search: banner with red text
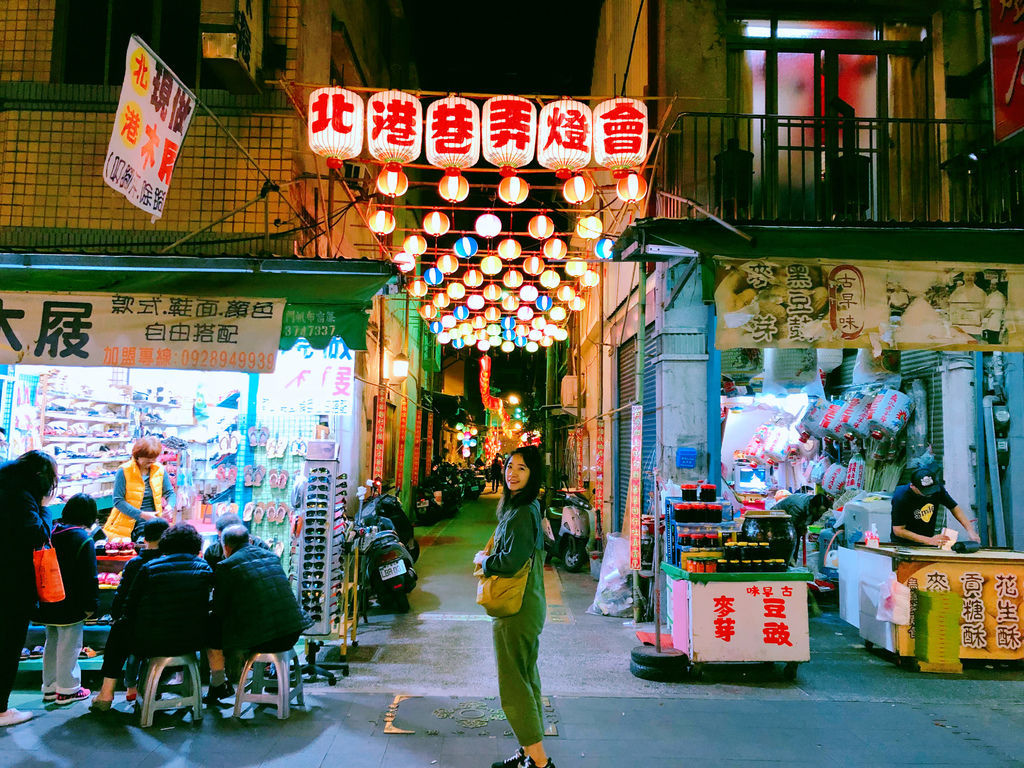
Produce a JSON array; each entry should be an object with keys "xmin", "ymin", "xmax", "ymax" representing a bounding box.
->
[
  {"xmin": 991, "ymin": 0, "xmax": 1024, "ymax": 143},
  {"xmin": 372, "ymin": 386, "xmax": 387, "ymax": 480},
  {"xmin": 411, "ymin": 409, "xmax": 422, "ymax": 489},
  {"xmin": 395, "ymin": 396, "xmax": 408, "ymax": 491},
  {"xmin": 627, "ymin": 404, "xmax": 643, "ymax": 570}
]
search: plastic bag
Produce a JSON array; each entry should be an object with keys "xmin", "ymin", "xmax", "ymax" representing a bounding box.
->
[
  {"xmin": 587, "ymin": 532, "xmax": 634, "ymax": 617},
  {"xmin": 876, "ymin": 575, "xmax": 911, "ymax": 625}
]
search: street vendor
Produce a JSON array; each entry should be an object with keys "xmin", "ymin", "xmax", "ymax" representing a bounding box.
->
[
  {"xmin": 890, "ymin": 462, "xmax": 980, "ymax": 547},
  {"xmin": 771, "ymin": 491, "xmax": 830, "ymax": 563}
]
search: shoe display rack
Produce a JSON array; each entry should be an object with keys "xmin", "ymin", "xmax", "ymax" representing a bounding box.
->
[{"xmin": 38, "ymin": 378, "xmax": 133, "ymax": 506}]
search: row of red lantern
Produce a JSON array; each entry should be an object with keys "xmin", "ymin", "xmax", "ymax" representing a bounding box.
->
[
  {"xmin": 308, "ymin": 89, "xmax": 648, "ymax": 177},
  {"xmin": 368, "ymin": 207, "xmax": 604, "ymax": 242}
]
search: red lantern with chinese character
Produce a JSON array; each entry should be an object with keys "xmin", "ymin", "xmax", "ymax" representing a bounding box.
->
[
  {"xmin": 308, "ymin": 87, "xmax": 364, "ymax": 169},
  {"xmin": 482, "ymin": 96, "xmax": 537, "ymax": 175},
  {"xmin": 426, "ymin": 96, "xmax": 480, "ymax": 169},
  {"xmin": 367, "ymin": 90, "xmax": 423, "ymax": 165},
  {"xmin": 593, "ymin": 98, "xmax": 649, "ymax": 170},
  {"xmin": 537, "ymin": 98, "xmax": 592, "ymax": 179}
]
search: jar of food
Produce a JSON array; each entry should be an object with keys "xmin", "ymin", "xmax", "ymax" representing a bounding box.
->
[
  {"xmin": 699, "ymin": 483, "xmax": 718, "ymax": 502},
  {"xmin": 705, "ymin": 558, "xmax": 717, "ymax": 573},
  {"xmin": 717, "ymin": 559, "xmax": 729, "ymax": 573},
  {"xmin": 682, "ymin": 484, "xmax": 698, "ymax": 502}
]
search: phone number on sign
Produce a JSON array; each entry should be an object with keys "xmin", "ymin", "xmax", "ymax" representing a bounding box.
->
[{"xmin": 180, "ymin": 349, "xmax": 276, "ymax": 372}]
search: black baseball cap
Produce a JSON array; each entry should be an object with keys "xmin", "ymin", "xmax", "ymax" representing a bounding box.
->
[{"xmin": 910, "ymin": 464, "xmax": 942, "ymax": 497}]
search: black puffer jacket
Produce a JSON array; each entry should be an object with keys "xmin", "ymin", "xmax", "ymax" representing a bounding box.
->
[
  {"xmin": 0, "ymin": 486, "xmax": 51, "ymax": 615},
  {"xmin": 33, "ymin": 524, "xmax": 98, "ymax": 625},
  {"xmin": 203, "ymin": 533, "xmax": 271, "ymax": 570},
  {"xmin": 123, "ymin": 553, "xmax": 213, "ymax": 657},
  {"xmin": 213, "ymin": 545, "xmax": 311, "ymax": 650},
  {"xmin": 110, "ymin": 548, "xmax": 162, "ymax": 620}
]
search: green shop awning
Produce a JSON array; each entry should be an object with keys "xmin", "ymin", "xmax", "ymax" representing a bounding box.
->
[
  {"xmin": 0, "ymin": 253, "xmax": 395, "ymax": 351},
  {"xmin": 614, "ymin": 219, "xmax": 1024, "ymax": 263}
]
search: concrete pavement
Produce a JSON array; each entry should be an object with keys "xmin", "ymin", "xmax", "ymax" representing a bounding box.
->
[{"xmin": 2, "ymin": 491, "xmax": 1023, "ymax": 767}]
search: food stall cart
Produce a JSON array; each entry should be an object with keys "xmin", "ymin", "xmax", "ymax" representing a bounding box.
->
[
  {"xmin": 663, "ymin": 562, "xmax": 812, "ymax": 679},
  {"xmin": 845, "ymin": 543, "xmax": 1024, "ymax": 672}
]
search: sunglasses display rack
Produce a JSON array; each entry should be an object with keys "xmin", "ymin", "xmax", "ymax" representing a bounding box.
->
[{"xmin": 298, "ymin": 457, "xmax": 358, "ymax": 645}]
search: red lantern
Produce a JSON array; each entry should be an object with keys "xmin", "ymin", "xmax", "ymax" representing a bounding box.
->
[
  {"xmin": 438, "ymin": 171, "xmax": 469, "ymax": 203},
  {"xmin": 528, "ymin": 213, "xmax": 555, "ymax": 240},
  {"xmin": 308, "ymin": 88, "xmax": 364, "ymax": 169},
  {"xmin": 482, "ymin": 96, "xmax": 537, "ymax": 174},
  {"xmin": 537, "ymin": 98, "xmax": 592, "ymax": 179},
  {"xmin": 367, "ymin": 90, "xmax": 422, "ymax": 165},
  {"xmin": 594, "ymin": 98, "xmax": 648, "ymax": 170},
  {"xmin": 562, "ymin": 173, "xmax": 595, "ymax": 204},
  {"xmin": 497, "ymin": 175, "xmax": 529, "ymax": 205}
]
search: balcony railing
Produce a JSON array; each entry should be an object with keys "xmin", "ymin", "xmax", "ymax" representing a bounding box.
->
[{"xmin": 654, "ymin": 112, "xmax": 1024, "ymax": 226}]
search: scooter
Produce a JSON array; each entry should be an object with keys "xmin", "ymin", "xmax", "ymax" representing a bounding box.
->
[
  {"xmin": 460, "ymin": 467, "xmax": 485, "ymax": 501},
  {"xmin": 542, "ymin": 488, "xmax": 593, "ymax": 573},
  {"xmin": 357, "ymin": 479, "xmax": 419, "ymax": 563},
  {"xmin": 356, "ymin": 483, "xmax": 418, "ymax": 613}
]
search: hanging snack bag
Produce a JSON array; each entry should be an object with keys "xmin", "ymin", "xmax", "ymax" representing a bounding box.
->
[
  {"xmin": 798, "ymin": 397, "xmax": 830, "ymax": 442},
  {"xmin": 845, "ymin": 451, "xmax": 866, "ymax": 490},
  {"xmin": 867, "ymin": 388, "xmax": 914, "ymax": 440},
  {"xmin": 821, "ymin": 463, "xmax": 848, "ymax": 496}
]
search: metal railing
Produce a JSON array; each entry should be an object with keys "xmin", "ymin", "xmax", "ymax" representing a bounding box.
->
[{"xmin": 654, "ymin": 112, "xmax": 1024, "ymax": 226}]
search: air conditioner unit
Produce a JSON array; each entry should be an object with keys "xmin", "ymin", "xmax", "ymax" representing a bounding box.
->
[{"xmin": 560, "ymin": 375, "xmax": 579, "ymax": 413}]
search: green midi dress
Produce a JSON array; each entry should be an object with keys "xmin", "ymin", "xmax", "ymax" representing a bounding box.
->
[{"xmin": 484, "ymin": 498, "xmax": 547, "ymax": 746}]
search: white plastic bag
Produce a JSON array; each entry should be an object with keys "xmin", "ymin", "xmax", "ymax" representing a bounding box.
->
[
  {"xmin": 876, "ymin": 575, "xmax": 911, "ymax": 625},
  {"xmin": 587, "ymin": 532, "xmax": 634, "ymax": 617}
]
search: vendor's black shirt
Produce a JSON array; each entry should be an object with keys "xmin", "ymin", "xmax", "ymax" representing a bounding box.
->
[{"xmin": 890, "ymin": 483, "xmax": 957, "ymax": 544}]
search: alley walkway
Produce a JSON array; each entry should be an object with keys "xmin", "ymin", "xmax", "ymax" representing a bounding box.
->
[{"xmin": 2, "ymin": 492, "xmax": 1023, "ymax": 767}]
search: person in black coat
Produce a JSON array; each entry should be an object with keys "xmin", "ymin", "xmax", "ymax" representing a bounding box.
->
[
  {"xmin": 204, "ymin": 525, "xmax": 312, "ymax": 703},
  {"xmin": 110, "ymin": 516, "xmax": 168, "ymax": 703},
  {"xmin": 202, "ymin": 512, "xmax": 272, "ymax": 570},
  {"xmin": 90, "ymin": 523, "xmax": 213, "ymax": 712},
  {"xmin": 36, "ymin": 494, "xmax": 99, "ymax": 706},
  {"xmin": 0, "ymin": 450, "xmax": 57, "ymax": 727}
]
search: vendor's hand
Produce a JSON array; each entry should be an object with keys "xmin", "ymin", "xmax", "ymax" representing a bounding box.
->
[
  {"xmin": 473, "ymin": 551, "xmax": 487, "ymax": 567},
  {"xmin": 968, "ymin": 529, "xmax": 981, "ymax": 544},
  {"xmin": 141, "ymin": 512, "xmax": 156, "ymax": 521},
  {"xmin": 927, "ymin": 534, "xmax": 951, "ymax": 547}
]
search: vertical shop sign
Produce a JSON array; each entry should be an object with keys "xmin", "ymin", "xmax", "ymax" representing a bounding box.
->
[
  {"xmin": 576, "ymin": 426, "xmax": 585, "ymax": 488},
  {"xmin": 991, "ymin": 0, "xmax": 1024, "ymax": 143},
  {"xmin": 394, "ymin": 396, "xmax": 408, "ymax": 491},
  {"xmin": 594, "ymin": 419, "xmax": 605, "ymax": 518},
  {"xmin": 425, "ymin": 411, "xmax": 435, "ymax": 471},
  {"xmin": 104, "ymin": 35, "xmax": 196, "ymax": 220},
  {"xmin": 627, "ymin": 404, "xmax": 643, "ymax": 570},
  {"xmin": 371, "ymin": 385, "xmax": 387, "ymax": 480},
  {"xmin": 410, "ymin": 409, "xmax": 423, "ymax": 489}
]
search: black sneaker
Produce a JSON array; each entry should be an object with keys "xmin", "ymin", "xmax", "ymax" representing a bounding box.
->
[
  {"xmin": 203, "ymin": 682, "xmax": 233, "ymax": 706},
  {"xmin": 491, "ymin": 748, "xmax": 525, "ymax": 768},
  {"xmin": 524, "ymin": 759, "xmax": 555, "ymax": 768}
]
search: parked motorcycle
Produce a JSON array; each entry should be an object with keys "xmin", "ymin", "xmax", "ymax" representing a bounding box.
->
[
  {"xmin": 356, "ymin": 483, "xmax": 418, "ymax": 613},
  {"xmin": 460, "ymin": 467, "xmax": 485, "ymax": 501},
  {"xmin": 357, "ymin": 479, "xmax": 419, "ymax": 563},
  {"xmin": 542, "ymin": 488, "xmax": 593, "ymax": 573},
  {"xmin": 414, "ymin": 465, "xmax": 463, "ymax": 524}
]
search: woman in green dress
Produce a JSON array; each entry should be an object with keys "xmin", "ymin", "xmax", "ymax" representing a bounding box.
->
[{"xmin": 475, "ymin": 446, "xmax": 555, "ymax": 768}]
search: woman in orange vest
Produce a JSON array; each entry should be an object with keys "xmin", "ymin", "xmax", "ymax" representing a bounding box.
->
[{"xmin": 104, "ymin": 437, "xmax": 173, "ymax": 540}]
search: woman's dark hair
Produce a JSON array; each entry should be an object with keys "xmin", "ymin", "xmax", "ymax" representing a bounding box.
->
[
  {"xmin": 0, "ymin": 449, "xmax": 58, "ymax": 502},
  {"xmin": 500, "ymin": 445, "xmax": 543, "ymax": 511},
  {"xmin": 61, "ymin": 493, "xmax": 97, "ymax": 527},
  {"xmin": 158, "ymin": 523, "xmax": 203, "ymax": 556}
]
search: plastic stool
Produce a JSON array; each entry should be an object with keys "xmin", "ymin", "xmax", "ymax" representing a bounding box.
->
[
  {"xmin": 233, "ymin": 650, "xmax": 304, "ymax": 720},
  {"xmin": 138, "ymin": 654, "xmax": 203, "ymax": 728}
]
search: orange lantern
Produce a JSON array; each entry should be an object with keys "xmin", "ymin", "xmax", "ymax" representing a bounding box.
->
[
  {"xmin": 497, "ymin": 238, "xmax": 522, "ymax": 261},
  {"xmin": 484, "ymin": 306, "xmax": 501, "ymax": 323},
  {"xmin": 580, "ymin": 269, "xmax": 601, "ymax": 288},
  {"xmin": 502, "ymin": 295, "xmax": 521, "ymax": 312},
  {"xmin": 404, "ymin": 234, "xmax": 428, "ymax": 255},
  {"xmin": 503, "ymin": 270, "xmax": 524, "ymax": 289},
  {"xmin": 436, "ymin": 253, "xmax": 459, "ymax": 274},
  {"xmin": 528, "ymin": 213, "xmax": 555, "ymax": 240},
  {"xmin": 480, "ymin": 255, "xmax": 502, "ymax": 276},
  {"xmin": 549, "ymin": 305, "xmax": 567, "ymax": 322},
  {"xmin": 497, "ymin": 175, "xmax": 529, "ymax": 205},
  {"xmin": 569, "ymin": 295, "xmax": 587, "ymax": 311},
  {"xmin": 376, "ymin": 166, "xmax": 409, "ymax": 197},
  {"xmin": 473, "ymin": 316, "xmax": 487, "ymax": 330},
  {"xmin": 438, "ymin": 172, "xmax": 469, "ymax": 203},
  {"xmin": 308, "ymin": 87, "xmax": 364, "ymax": 169},
  {"xmin": 539, "ymin": 269, "xmax": 561, "ymax": 289},
  {"xmin": 483, "ymin": 283, "xmax": 503, "ymax": 301},
  {"xmin": 576, "ymin": 215, "xmax": 603, "ymax": 240},
  {"xmin": 543, "ymin": 237, "xmax": 567, "ymax": 260},
  {"xmin": 433, "ymin": 293, "xmax": 451, "ymax": 309},
  {"xmin": 562, "ymin": 174, "xmax": 595, "ymax": 204},
  {"xmin": 408, "ymin": 279, "xmax": 428, "ymax": 298},
  {"xmin": 564, "ymin": 259, "xmax": 587, "ymax": 277},
  {"xmin": 615, "ymin": 172, "xmax": 648, "ymax": 203},
  {"xmin": 368, "ymin": 208, "xmax": 396, "ymax": 235},
  {"xmin": 531, "ymin": 316, "xmax": 547, "ymax": 331},
  {"xmin": 419, "ymin": 304, "xmax": 437, "ymax": 320},
  {"xmin": 463, "ymin": 268, "xmax": 484, "ymax": 288},
  {"xmin": 447, "ymin": 282, "xmax": 466, "ymax": 300},
  {"xmin": 522, "ymin": 256, "xmax": 544, "ymax": 276},
  {"xmin": 423, "ymin": 210, "xmax": 451, "ymax": 237},
  {"xmin": 557, "ymin": 284, "xmax": 577, "ymax": 302}
]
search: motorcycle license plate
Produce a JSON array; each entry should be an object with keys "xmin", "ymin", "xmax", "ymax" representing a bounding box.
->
[
  {"xmin": 379, "ymin": 560, "xmax": 407, "ymax": 580},
  {"xmin": 417, "ymin": 500, "xmax": 429, "ymax": 508}
]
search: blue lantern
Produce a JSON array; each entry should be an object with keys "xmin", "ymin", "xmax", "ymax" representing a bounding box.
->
[
  {"xmin": 470, "ymin": 439, "xmax": 478, "ymax": 447},
  {"xmin": 424, "ymin": 267, "xmax": 444, "ymax": 286},
  {"xmin": 453, "ymin": 236, "xmax": 479, "ymax": 259},
  {"xmin": 429, "ymin": 320, "xmax": 443, "ymax": 334},
  {"xmin": 500, "ymin": 316, "xmax": 516, "ymax": 331},
  {"xmin": 502, "ymin": 329, "xmax": 515, "ymax": 341},
  {"xmin": 452, "ymin": 338, "xmax": 466, "ymax": 349},
  {"xmin": 594, "ymin": 237, "xmax": 614, "ymax": 260},
  {"xmin": 514, "ymin": 336, "xmax": 528, "ymax": 348},
  {"xmin": 453, "ymin": 305, "xmax": 470, "ymax": 321},
  {"xmin": 535, "ymin": 295, "xmax": 553, "ymax": 312}
]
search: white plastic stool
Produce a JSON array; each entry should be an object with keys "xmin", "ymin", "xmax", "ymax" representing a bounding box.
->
[
  {"xmin": 233, "ymin": 649, "xmax": 304, "ymax": 720},
  {"xmin": 138, "ymin": 654, "xmax": 203, "ymax": 728}
]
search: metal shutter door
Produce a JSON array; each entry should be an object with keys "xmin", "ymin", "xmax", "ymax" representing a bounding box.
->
[{"xmin": 616, "ymin": 337, "xmax": 637, "ymax": 532}]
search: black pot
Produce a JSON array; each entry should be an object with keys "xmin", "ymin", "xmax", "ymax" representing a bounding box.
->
[{"xmin": 740, "ymin": 513, "xmax": 797, "ymax": 563}]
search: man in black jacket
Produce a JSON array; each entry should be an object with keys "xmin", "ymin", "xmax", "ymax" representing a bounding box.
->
[
  {"xmin": 90, "ymin": 523, "xmax": 213, "ymax": 712},
  {"xmin": 203, "ymin": 513, "xmax": 272, "ymax": 570},
  {"xmin": 205, "ymin": 525, "xmax": 312, "ymax": 704}
]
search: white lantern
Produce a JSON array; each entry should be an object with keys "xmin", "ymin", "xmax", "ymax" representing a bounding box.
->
[
  {"xmin": 539, "ymin": 269, "xmax": 560, "ymax": 289},
  {"xmin": 519, "ymin": 284, "xmax": 539, "ymax": 303},
  {"xmin": 482, "ymin": 96, "xmax": 537, "ymax": 172},
  {"xmin": 467, "ymin": 294, "xmax": 485, "ymax": 311},
  {"xmin": 425, "ymin": 96, "xmax": 480, "ymax": 170},
  {"xmin": 537, "ymin": 98, "xmax": 592, "ymax": 178},
  {"xmin": 308, "ymin": 87, "xmax": 364, "ymax": 168},
  {"xmin": 475, "ymin": 213, "xmax": 502, "ymax": 239},
  {"xmin": 549, "ymin": 305, "xmax": 567, "ymax": 322},
  {"xmin": 367, "ymin": 90, "xmax": 423, "ymax": 165},
  {"xmin": 593, "ymin": 98, "xmax": 648, "ymax": 170},
  {"xmin": 576, "ymin": 215, "xmax": 603, "ymax": 240}
]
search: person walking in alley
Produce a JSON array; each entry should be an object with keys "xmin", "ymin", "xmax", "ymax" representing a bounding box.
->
[
  {"xmin": 489, "ymin": 454, "xmax": 503, "ymax": 493},
  {"xmin": 0, "ymin": 450, "xmax": 58, "ymax": 727},
  {"xmin": 474, "ymin": 447, "xmax": 555, "ymax": 768}
]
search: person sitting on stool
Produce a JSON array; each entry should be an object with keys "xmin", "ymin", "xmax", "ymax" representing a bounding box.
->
[
  {"xmin": 205, "ymin": 525, "xmax": 312, "ymax": 704},
  {"xmin": 90, "ymin": 524, "xmax": 212, "ymax": 712}
]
